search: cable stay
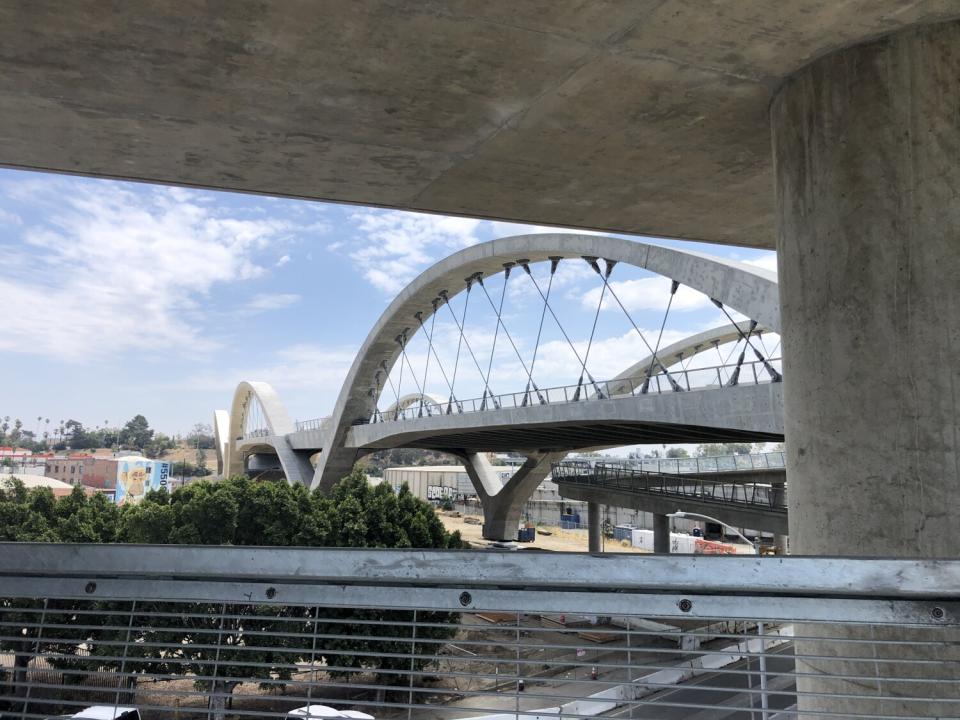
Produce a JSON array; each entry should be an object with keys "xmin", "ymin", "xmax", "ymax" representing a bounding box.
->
[
  {"xmin": 441, "ymin": 274, "xmax": 500, "ymax": 410},
  {"xmin": 394, "ymin": 328, "xmax": 431, "ymax": 416},
  {"xmin": 379, "ymin": 360, "xmax": 401, "ymax": 422},
  {"xmin": 519, "ymin": 257, "xmax": 560, "ymax": 407},
  {"xmin": 575, "ymin": 256, "xmax": 614, "ymax": 401},
  {"xmin": 640, "ymin": 279, "xmax": 684, "ymax": 394},
  {"xmin": 583, "ymin": 257, "xmax": 683, "ymax": 394},
  {"xmin": 412, "ymin": 310, "xmax": 438, "ymax": 417},
  {"xmin": 414, "ymin": 298, "xmax": 458, "ymax": 413},
  {"xmin": 711, "ymin": 299, "xmax": 783, "ymax": 383},
  {"xmin": 521, "ymin": 259, "xmax": 601, "ymax": 400},
  {"xmin": 476, "ymin": 262, "xmax": 543, "ymax": 407}
]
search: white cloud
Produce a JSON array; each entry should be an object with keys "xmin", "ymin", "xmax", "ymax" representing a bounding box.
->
[
  {"xmin": 744, "ymin": 253, "xmax": 778, "ymax": 275},
  {"xmin": 339, "ymin": 209, "xmax": 484, "ymax": 293},
  {"xmin": 0, "ymin": 180, "xmax": 296, "ymax": 361},
  {"xmin": 580, "ymin": 276, "xmax": 713, "ymax": 314},
  {"xmin": 246, "ymin": 293, "xmax": 300, "ymax": 311},
  {"xmin": 275, "ymin": 254, "xmax": 291, "ymax": 267},
  {"xmin": 0, "ymin": 207, "xmax": 21, "ymax": 225},
  {"xmin": 183, "ymin": 343, "xmax": 357, "ymax": 417}
]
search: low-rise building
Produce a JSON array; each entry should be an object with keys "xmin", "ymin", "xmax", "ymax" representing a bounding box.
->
[{"xmin": 0, "ymin": 473, "xmax": 95, "ymax": 497}]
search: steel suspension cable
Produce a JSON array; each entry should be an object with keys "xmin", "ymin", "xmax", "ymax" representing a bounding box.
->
[
  {"xmin": 641, "ymin": 279, "xmax": 680, "ymax": 394},
  {"xmin": 478, "ymin": 266, "xmax": 512, "ymax": 410},
  {"xmin": 521, "ymin": 260, "xmax": 593, "ymax": 384},
  {"xmin": 379, "ymin": 361, "xmax": 402, "ymax": 421},
  {"xmin": 477, "ymin": 264, "xmax": 540, "ymax": 399},
  {"xmin": 584, "ymin": 257, "xmax": 683, "ymax": 392},
  {"xmin": 521, "ymin": 257, "xmax": 560, "ymax": 406},
  {"xmin": 441, "ymin": 284, "xmax": 473, "ymax": 412},
  {"xmin": 442, "ymin": 276, "xmax": 499, "ymax": 407},
  {"xmin": 414, "ymin": 300, "xmax": 457, "ymax": 406},
  {"xmin": 711, "ymin": 300, "xmax": 782, "ymax": 382},
  {"xmin": 414, "ymin": 310, "xmax": 439, "ymax": 417},
  {"xmin": 395, "ymin": 330, "xmax": 429, "ymax": 417},
  {"xmin": 575, "ymin": 258, "xmax": 611, "ymax": 400}
]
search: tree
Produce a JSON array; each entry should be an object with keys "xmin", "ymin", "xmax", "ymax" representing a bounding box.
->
[
  {"xmin": 696, "ymin": 442, "xmax": 756, "ymax": 456},
  {"xmin": 665, "ymin": 447, "xmax": 689, "ymax": 458},
  {"xmin": 143, "ymin": 432, "xmax": 176, "ymax": 458},
  {"xmin": 187, "ymin": 422, "xmax": 215, "ymax": 450},
  {"xmin": 0, "ymin": 472, "xmax": 463, "ymax": 718},
  {"xmin": 119, "ymin": 415, "xmax": 153, "ymax": 450}
]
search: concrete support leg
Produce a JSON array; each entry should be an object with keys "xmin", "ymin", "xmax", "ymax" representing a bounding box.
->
[
  {"xmin": 653, "ymin": 513, "xmax": 670, "ymax": 554},
  {"xmin": 587, "ymin": 502, "xmax": 601, "ymax": 553},
  {"xmin": 459, "ymin": 451, "xmax": 566, "ymax": 541},
  {"xmin": 772, "ymin": 20, "xmax": 960, "ymax": 715}
]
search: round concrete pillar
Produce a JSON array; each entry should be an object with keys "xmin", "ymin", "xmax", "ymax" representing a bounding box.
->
[
  {"xmin": 772, "ymin": 20, "xmax": 960, "ymax": 715},
  {"xmin": 587, "ymin": 502, "xmax": 602, "ymax": 553}
]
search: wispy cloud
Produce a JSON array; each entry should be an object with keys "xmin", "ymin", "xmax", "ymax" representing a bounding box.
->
[
  {"xmin": 0, "ymin": 179, "xmax": 296, "ymax": 361},
  {"xmin": 340, "ymin": 209, "xmax": 483, "ymax": 293},
  {"xmin": 275, "ymin": 254, "xmax": 291, "ymax": 267},
  {"xmin": 246, "ymin": 293, "xmax": 300, "ymax": 311},
  {"xmin": 580, "ymin": 276, "xmax": 713, "ymax": 314}
]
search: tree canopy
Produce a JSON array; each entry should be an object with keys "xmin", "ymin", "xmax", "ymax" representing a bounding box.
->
[{"xmin": 0, "ymin": 470, "xmax": 464, "ymax": 717}]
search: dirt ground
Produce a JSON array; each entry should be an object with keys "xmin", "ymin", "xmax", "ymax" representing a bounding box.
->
[{"xmin": 438, "ymin": 512, "xmax": 650, "ymax": 553}]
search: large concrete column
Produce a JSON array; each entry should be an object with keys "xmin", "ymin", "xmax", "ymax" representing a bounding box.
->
[
  {"xmin": 772, "ymin": 20, "xmax": 960, "ymax": 715},
  {"xmin": 587, "ymin": 502, "xmax": 601, "ymax": 553},
  {"xmin": 652, "ymin": 513, "xmax": 670, "ymax": 554}
]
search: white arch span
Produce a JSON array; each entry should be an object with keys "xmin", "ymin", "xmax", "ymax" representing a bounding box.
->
[{"xmin": 312, "ymin": 233, "xmax": 779, "ymax": 492}]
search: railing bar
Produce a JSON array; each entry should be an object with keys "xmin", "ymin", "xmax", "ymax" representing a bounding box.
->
[
  {"xmin": 3, "ymin": 691, "xmax": 948, "ymax": 720},
  {"xmin": 6, "ymin": 672, "xmax": 954, "ymax": 705},
  {"xmin": 15, "ymin": 657, "xmax": 954, "ymax": 686}
]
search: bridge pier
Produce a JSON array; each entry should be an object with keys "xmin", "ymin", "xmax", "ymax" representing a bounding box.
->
[
  {"xmin": 653, "ymin": 513, "xmax": 670, "ymax": 554},
  {"xmin": 587, "ymin": 502, "xmax": 601, "ymax": 553},
  {"xmin": 458, "ymin": 450, "xmax": 565, "ymax": 542},
  {"xmin": 773, "ymin": 20, "xmax": 960, "ymax": 714}
]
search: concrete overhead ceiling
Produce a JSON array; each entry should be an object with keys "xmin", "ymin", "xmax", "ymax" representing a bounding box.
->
[{"xmin": 1, "ymin": 2, "xmax": 957, "ymax": 248}]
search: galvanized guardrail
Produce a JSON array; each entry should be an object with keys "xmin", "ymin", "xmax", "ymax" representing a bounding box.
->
[{"xmin": 1, "ymin": 545, "xmax": 959, "ymax": 720}]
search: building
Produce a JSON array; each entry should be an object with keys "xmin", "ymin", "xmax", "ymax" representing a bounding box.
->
[
  {"xmin": 382, "ymin": 465, "xmax": 477, "ymax": 502},
  {"xmin": 43, "ymin": 453, "xmax": 171, "ymax": 504},
  {"xmin": 0, "ymin": 473, "xmax": 95, "ymax": 498},
  {"xmin": 0, "ymin": 447, "xmax": 50, "ymax": 476}
]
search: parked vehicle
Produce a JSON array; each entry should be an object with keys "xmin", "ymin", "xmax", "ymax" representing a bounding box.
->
[
  {"xmin": 46, "ymin": 706, "xmax": 141, "ymax": 720},
  {"xmin": 286, "ymin": 704, "xmax": 374, "ymax": 720}
]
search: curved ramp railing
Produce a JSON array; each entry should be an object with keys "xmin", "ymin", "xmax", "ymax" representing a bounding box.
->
[{"xmin": 551, "ymin": 460, "xmax": 787, "ymax": 512}]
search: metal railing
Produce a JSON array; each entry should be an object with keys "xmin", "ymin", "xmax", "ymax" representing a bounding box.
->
[
  {"xmin": 623, "ymin": 451, "xmax": 786, "ymax": 475},
  {"xmin": 368, "ymin": 357, "xmax": 782, "ymax": 424},
  {"xmin": 294, "ymin": 417, "xmax": 329, "ymax": 432},
  {"xmin": 552, "ymin": 461, "xmax": 787, "ymax": 512},
  {"xmin": 1, "ymin": 545, "xmax": 958, "ymax": 720},
  {"xmin": 240, "ymin": 428, "xmax": 271, "ymax": 441}
]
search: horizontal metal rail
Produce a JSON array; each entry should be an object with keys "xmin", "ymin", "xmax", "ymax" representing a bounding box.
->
[
  {"xmin": 294, "ymin": 417, "xmax": 329, "ymax": 432},
  {"xmin": 1, "ymin": 545, "xmax": 958, "ymax": 720},
  {"xmin": 367, "ymin": 357, "xmax": 782, "ymax": 424},
  {"xmin": 552, "ymin": 461, "xmax": 787, "ymax": 512},
  {"xmin": 622, "ymin": 451, "xmax": 786, "ymax": 476}
]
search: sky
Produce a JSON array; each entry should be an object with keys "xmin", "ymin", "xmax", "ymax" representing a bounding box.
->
[{"xmin": 0, "ymin": 168, "xmax": 777, "ymax": 439}]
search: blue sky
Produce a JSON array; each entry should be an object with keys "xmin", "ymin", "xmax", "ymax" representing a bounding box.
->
[{"xmin": 0, "ymin": 168, "xmax": 777, "ymax": 437}]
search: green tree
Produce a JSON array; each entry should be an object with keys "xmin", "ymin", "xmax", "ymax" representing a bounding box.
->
[
  {"xmin": 696, "ymin": 442, "xmax": 756, "ymax": 456},
  {"xmin": 0, "ymin": 471, "xmax": 463, "ymax": 716},
  {"xmin": 665, "ymin": 447, "xmax": 689, "ymax": 458},
  {"xmin": 119, "ymin": 414, "xmax": 153, "ymax": 450}
]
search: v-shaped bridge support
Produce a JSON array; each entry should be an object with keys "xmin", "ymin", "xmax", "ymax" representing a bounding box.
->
[{"xmin": 455, "ymin": 450, "xmax": 566, "ymax": 541}]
